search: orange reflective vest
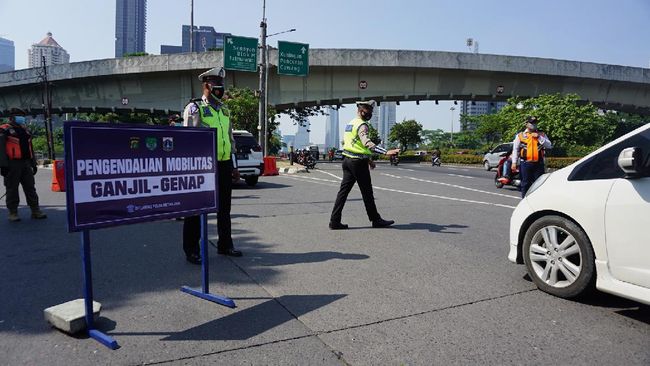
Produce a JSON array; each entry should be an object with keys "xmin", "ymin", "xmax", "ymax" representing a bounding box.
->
[
  {"xmin": 519, "ymin": 132, "xmax": 543, "ymax": 162},
  {"xmin": 1, "ymin": 123, "xmax": 33, "ymax": 160}
]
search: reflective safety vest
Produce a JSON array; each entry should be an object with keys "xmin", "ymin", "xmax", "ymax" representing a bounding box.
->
[
  {"xmin": 198, "ymin": 103, "xmax": 232, "ymax": 161},
  {"xmin": 519, "ymin": 132, "xmax": 544, "ymax": 162},
  {"xmin": 0, "ymin": 123, "xmax": 33, "ymax": 160},
  {"xmin": 342, "ymin": 118, "xmax": 372, "ymax": 159}
]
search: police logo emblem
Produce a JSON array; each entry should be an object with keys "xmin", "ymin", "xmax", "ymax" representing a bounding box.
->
[
  {"xmin": 130, "ymin": 137, "xmax": 140, "ymax": 149},
  {"xmin": 145, "ymin": 137, "xmax": 157, "ymax": 151},
  {"xmin": 162, "ymin": 137, "xmax": 174, "ymax": 152},
  {"xmin": 202, "ymin": 106, "xmax": 213, "ymax": 117},
  {"xmin": 345, "ymin": 124, "xmax": 353, "ymax": 132}
]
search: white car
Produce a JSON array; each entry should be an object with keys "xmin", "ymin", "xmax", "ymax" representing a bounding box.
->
[
  {"xmin": 483, "ymin": 143, "xmax": 513, "ymax": 170},
  {"xmin": 508, "ymin": 124, "xmax": 650, "ymax": 305},
  {"xmin": 233, "ymin": 130, "xmax": 264, "ymax": 186}
]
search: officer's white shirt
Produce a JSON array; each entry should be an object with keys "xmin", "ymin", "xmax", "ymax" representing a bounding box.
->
[{"xmin": 182, "ymin": 95, "xmax": 236, "ymax": 149}]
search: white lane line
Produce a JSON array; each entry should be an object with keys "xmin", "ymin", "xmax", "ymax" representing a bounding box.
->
[
  {"xmin": 406, "ymin": 176, "xmax": 519, "ymax": 199},
  {"xmin": 317, "ymin": 170, "xmax": 343, "ymax": 180},
  {"xmin": 446, "ymin": 167, "xmax": 459, "ymax": 171},
  {"xmin": 396, "ymin": 167, "xmax": 415, "ymax": 172},
  {"xmin": 447, "ymin": 173, "xmax": 474, "ymax": 179},
  {"xmin": 381, "ymin": 173, "xmax": 402, "ymax": 179},
  {"xmin": 286, "ymin": 173, "xmax": 515, "ymax": 209},
  {"xmin": 373, "ymin": 186, "xmax": 516, "ymax": 209}
]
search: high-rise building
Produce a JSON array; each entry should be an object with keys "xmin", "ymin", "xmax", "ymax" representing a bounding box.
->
[
  {"xmin": 324, "ymin": 107, "xmax": 340, "ymax": 149},
  {"xmin": 28, "ymin": 32, "xmax": 70, "ymax": 68},
  {"xmin": 161, "ymin": 25, "xmax": 230, "ymax": 54},
  {"xmin": 378, "ymin": 102, "xmax": 397, "ymax": 145},
  {"xmin": 294, "ymin": 121, "xmax": 311, "ymax": 149},
  {"xmin": 460, "ymin": 101, "xmax": 507, "ymax": 130},
  {"xmin": 0, "ymin": 37, "xmax": 15, "ymax": 72},
  {"xmin": 115, "ymin": 0, "xmax": 147, "ymax": 57}
]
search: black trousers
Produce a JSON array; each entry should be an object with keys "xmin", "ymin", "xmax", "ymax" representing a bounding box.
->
[
  {"xmin": 183, "ymin": 160, "xmax": 233, "ymax": 257},
  {"xmin": 330, "ymin": 157, "xmax": 380, "ymax": 223},
  {"xmin": 3, "ymin": 159, "xmax": 39, "ymax": 212},
  {"xmin": 519, "ymin": 160, "xmax": 545, "ymax": 198}
]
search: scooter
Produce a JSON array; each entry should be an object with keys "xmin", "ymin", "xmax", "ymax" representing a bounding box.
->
[
  {"xmin": 494, "ymin": 154, "xmax": 521, "ymax": 188},
  {"xmin": 431, "ymin": 154, "xmax": 441, "ymax": 167},
  {"xmin": 389, "ymin": 153, "xmax": 399, "ymax": 166}
]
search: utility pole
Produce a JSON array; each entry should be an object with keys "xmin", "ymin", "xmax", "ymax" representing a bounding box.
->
[
  {"xmin": 189, "ymin": 0, "xmax": 194, "ymax": 53},
  {"xmin": 258, "ymin": 0, "xmax": 267, "ymax": 155},
  {"xmin": 41, "ymin": 56, "xmax": 54, "ymax": 160},
  {"xmin": 450, "ymin": 106, "xmax": 456, "ymax": 146}
]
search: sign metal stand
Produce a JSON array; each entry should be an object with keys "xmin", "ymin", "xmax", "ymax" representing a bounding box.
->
[{"xmin": 180, "ymin": 214, "xmax": 236, "ymax": 308}]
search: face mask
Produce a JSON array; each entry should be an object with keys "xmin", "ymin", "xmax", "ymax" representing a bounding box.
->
[
  {"xmin": 360, "ymin": 110, "xmax": 373, "ymax": 121},
  {"xmin": 209, "ymin": 83, "xmax": 225, "ymax": 100},
  {"xmin": 13, "ymin": 116, "xmax": 26, "ymax": 125}
]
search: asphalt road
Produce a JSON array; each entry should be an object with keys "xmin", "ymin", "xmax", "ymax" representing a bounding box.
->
[{"xmin": 0, "ymin": 162, "xmax": 648, "ymax": 365}]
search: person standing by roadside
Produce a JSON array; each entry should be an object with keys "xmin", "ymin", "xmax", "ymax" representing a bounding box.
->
[
  {"xmin": 511, "ymin": 116, "xmax": 552, "ymax": 197},
  {"xmin": 0, "ymin": 108, "xmax": 47, "ymax": 222},
  {"xmin": 181, "ymin": 67, "xmax": 242, "ymax": 264},
  {"xmin": 329, "ymin": 100, "xmax": 395, "ymax": 230}
]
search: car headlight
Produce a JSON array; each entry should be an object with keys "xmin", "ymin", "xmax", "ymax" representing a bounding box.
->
[{"xmin": 525, "ymin": 173, "xmax": 550, "ymax": 197}]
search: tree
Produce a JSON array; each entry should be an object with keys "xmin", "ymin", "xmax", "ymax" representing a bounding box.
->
[
  {"xmin": 471, "ymin": 113, "xmax": 511, "ymax": 148},
  {"xmin": 497, "ymin": 94, "xmax": 611, "ymax": 149},
  {"xmin": 367, "ymin": 124, "xmax": 382, "ymax": 145},
  {"xmin": 389, "ymin": 119, "xmax": 422, "ymax": 150},
  {"xmin": 420, "ymin": 129, "xmax": 447, "ymax": 149}
]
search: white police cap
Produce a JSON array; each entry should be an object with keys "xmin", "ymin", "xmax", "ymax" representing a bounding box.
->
[
  {"xmin": 356, "ymin": 100, "xmax": 376, "ymax": 108},
  {"xmin": 198, "ymin": 67, "xmax": 226, "ymax": 82}
]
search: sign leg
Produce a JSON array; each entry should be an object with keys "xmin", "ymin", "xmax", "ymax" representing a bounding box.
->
[
  {"xmin": 180, "ymin": 214, "xmax": 235, "ymax": 308},
  {"xmin": 81, "ymin": 230, "xmax": 119, "ymax": 350}
]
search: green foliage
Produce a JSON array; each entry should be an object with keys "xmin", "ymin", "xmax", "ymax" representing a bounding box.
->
[
  {"xmin": 123, "ymin": 52, "xmax": 149, "ymax": 57},
  {"xmin": 367, "ymin": 124, "xmax": 382, "ymax": 145},
  {"xmin": 223, "ymin": 87, "xmax": 279, "ymax": 152},
  {"xmin": 603, "ymin": 111, "xmax": 648, "ymax": 140},
  {"xmin": 546, "ymin": 157, "xmax": 581, "ymax": 169},
  {"xmin": 440, "ymin": 154, "xmax": 484, "ymax": 164},
  {"xmin": 420, "ymin": 129, "xmax": 448, "ymax": 149},
  {"xmin": 453, "ymin": 131, "xmax": 481, "ymax": 149},
  {"xmin": 389, "ymin": 119, "xmax": 423, "ymax": 150},
  {"xmin": 470, "ymin": 113, "xmax": 510, "ymax": 148}
]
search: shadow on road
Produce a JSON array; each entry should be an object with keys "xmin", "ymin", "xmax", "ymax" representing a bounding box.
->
[
  {"xmin": 107, "ymin": 294, "xmax": 346, "ymax": 341},
  {"xmin": 241, "ymin": 251, "xmax": 369, "ymax": 267},
  {"xmin": 390, "ymin": 222, "xmax": 469, "ymax": 233}
]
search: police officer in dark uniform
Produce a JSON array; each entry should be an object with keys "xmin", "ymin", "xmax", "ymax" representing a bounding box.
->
[
  {"xmin": 329, "ymin": 100, "xmax": 395, "ymax": 230},
  {"xmin": 0, "ymin": 108, "xmax": 47, "ymax": 222},
  {"xmin": 181, "ymin": 68, "xmax": 242, "ymax": 264}
]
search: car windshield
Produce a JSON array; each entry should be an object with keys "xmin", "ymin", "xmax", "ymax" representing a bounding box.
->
[{"xmin": 234, "ymin": 135, "xmax": 258, "ymax": 153}]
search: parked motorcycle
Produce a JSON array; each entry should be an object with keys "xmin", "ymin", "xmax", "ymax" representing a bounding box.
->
[
  {"xmin": 294, "ymin": 149, "xmax": 316, "ymax": 170},
  {"xmin": 494, "ymin": 153, "xmax": 521, "ymax": 188}
]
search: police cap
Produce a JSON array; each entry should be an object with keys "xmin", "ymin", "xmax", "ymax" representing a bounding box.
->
[
  {"xmin": 356, "ymin": 100, "xmax": 376, "ymax": 109},
  {"xmin": 198, "ymin": 67, "xmax": 226, "ymax": 83}
]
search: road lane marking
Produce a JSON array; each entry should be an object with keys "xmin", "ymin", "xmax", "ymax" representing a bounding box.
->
[
  {"xmin": 318, "ymin": 170, "xmax": 343, "ymax": 180},
  {"xmin": 381, "ymin": 173, "xmax": 402, "ymax": 179},
  {"xmin": 406, "ymin": 176, "xmax": 519, "ymax": 199},
  {"xmin": 447, "ymin": 173, "xmax": 474, "ymax": 179},
  {"xmin": 396, "ymin": 167, "xmax": 415, "ymax": 172},
  {"xmin": 288, "ymin": 172, "xmax": 516, "ymax": 209}
]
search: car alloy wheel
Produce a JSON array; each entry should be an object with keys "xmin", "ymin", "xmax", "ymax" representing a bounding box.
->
[{"xmin": 523, "ymin": 215, "xmax": 595, "ymax": 298}]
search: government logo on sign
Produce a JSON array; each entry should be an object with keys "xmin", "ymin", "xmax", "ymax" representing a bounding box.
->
[
  {"xmin": 145, "ymin": 137, "xmax": 157, "ymax": 151},
  {"xmin": 162, "ymin": 137, "xmax": 174, "ymax": 152},
  {"xmin": 130, "ymin": 137, "xmax": 140, "ymax": 149}
]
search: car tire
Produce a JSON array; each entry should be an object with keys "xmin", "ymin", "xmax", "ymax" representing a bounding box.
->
[
  {"xmin": 245, "ymin": 176, "xmax": 259, "ymax": 186},
  {"xmin": 484, "ymin": 161, "xmax": 491, "ymax": 171},
  {"xmin": 523, "ymin": 215, "xmax": 596, "ymax": 299}
]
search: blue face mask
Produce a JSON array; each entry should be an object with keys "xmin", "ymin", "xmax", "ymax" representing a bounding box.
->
[{"xmin": 13, "ymin": 116, "xmax": 26, "ymax": 125}]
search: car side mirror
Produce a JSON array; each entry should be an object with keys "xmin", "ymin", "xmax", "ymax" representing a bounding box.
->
[{"xmin": 618, "ymin": 147, "xmax": 647, "ymax": 178}]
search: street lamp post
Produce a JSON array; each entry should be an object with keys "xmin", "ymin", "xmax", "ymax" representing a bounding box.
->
[
  {"xmin": 450, "ymin": 106, "xmax": 456, "ymax": 146},
  {"xmin": 258, "ymin": 0, "xmax": 295, "ymax": 156}
]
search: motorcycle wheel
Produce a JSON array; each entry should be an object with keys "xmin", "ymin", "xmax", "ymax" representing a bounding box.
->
[{"xmin": 494, "ymin": 175, "xmax": 504, "ymax": 188}]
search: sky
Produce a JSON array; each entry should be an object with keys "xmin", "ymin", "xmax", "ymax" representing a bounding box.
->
[{"xmin": 1, "ymin": 0, "xmax": 649, "ymax": 145}]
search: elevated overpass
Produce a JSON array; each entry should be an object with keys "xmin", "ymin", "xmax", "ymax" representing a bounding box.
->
[{"xmin": 0, "ymin": 49, "xmax": 649, "ymax": 116}]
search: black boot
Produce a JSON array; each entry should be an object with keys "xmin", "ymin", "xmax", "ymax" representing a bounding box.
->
[
  {"xmin": 329, "ymin": 221, "xmax": 349, "ymax": 230},
  {"xmin": 372, "ymin": 218, "xmax": 394, "ymax": 228}
]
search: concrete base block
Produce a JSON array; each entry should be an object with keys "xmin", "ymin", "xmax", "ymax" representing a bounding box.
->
[{"xmin": 44, "ymin": 299, "xmax": 101, "ymax": 334}]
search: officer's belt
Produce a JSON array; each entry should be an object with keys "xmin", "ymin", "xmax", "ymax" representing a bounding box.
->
[{"xmin": 342, "ymin": 150, "xmax": 371, "ymax": 159}]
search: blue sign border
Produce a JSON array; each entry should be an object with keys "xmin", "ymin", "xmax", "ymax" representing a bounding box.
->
[{"xmin": 64, "ymin": 121, "xmax": 218, "ymax": 232}]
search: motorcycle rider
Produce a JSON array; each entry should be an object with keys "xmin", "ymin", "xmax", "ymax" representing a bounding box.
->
[{"xmin": 511, "ymin": 116, "xmax": 552, "ymax": 197}]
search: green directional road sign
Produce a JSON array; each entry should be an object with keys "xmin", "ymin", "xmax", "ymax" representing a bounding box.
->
[
  {"xmin": 224, "ymin": 35, "xmax": 258, "ymax": 72},
  {"xmin": 278, "ymin": 41, "xmax": 309, "ymax": 77}
]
